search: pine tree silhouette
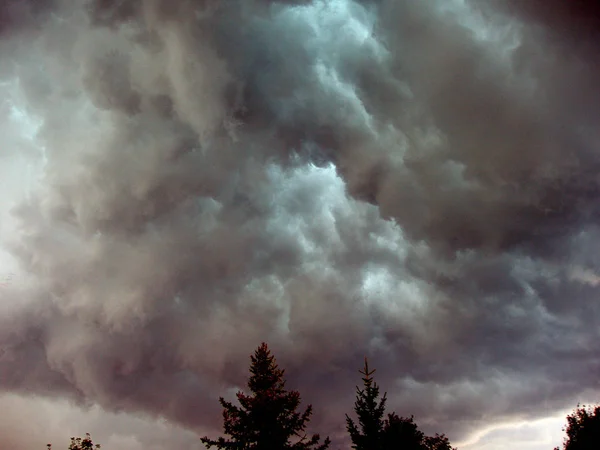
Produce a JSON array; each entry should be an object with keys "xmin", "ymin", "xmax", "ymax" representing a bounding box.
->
[
  {"xmin": 201, "ymin": 342, "xmax": 331, "ymax": 450},
  {"xmin": 346, "ymin": 359, "xmax": 456, "ymax": 450},
  {"xmin": 345, "ymin": 358, "xmax": 387, "ymax": 450}
]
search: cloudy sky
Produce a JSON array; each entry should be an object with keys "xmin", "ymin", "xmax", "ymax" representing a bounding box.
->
[{"xmin": 1, "ymin": 0, "xmax": 599, "ymax": 449}]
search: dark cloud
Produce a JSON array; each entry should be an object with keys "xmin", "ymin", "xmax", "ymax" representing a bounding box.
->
[
  {"xmin": 494, "ymin": 0, "xmax": 600, "ymax": 42},
  {"xmin": 1, "ymin": 0, "xmax": 599, "ymax": 448},
  {"xmin": 0, "ymin": 0, "xmax": 55, "ymax": 37}
]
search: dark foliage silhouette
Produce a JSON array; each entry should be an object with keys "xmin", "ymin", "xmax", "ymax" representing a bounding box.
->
[
  {"xmin": 554, "ymin": 403, "xmax": 600, "ymax": 450},
  {"xmin": 345, "ymin": 358, "xmax": 388, "ymax": 450},
  {"xmin": 47, "ymin": 433, "xmax": 101, "ymax": 450},
  {"xmin": 381, "ymin": 413, "xmax": 424, "ymax": 450},
  {"xmin": 201, "ymin": 342, "xmax": 331, "ymax": 450},
  {"xmin": 423, "ymin": 433, "xmax": 455, "ymax": 450},
  {"xmin": 346, "ymin": 358, "xmax": 456, "ymax": 450}
]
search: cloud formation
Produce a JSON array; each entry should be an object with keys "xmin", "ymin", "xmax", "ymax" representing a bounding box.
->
[{"xmin": 1, "ymin": 0, "xmax": 599, "ymax": 448}]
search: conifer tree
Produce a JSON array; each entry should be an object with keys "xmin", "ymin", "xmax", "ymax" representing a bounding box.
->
[
  {"xmin": 346, "ymin": 359, "xmax": 457, "ymax": 450},
  {"xmin": 345, "ymin": 358, "xmax": 388, "ymax": 450},
  {"xmin": 201, "ymin": 342, "xmax": 330, "ymax": 450}
]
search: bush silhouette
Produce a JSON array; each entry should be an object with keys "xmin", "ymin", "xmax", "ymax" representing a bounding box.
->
[{"xmin": 554, "ymin": 404, "xmax": 600, "ymax": 450}]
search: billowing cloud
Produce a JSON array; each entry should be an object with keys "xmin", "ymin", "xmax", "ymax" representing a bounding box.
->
[{"xmin": 1, "ymin": 1, "xmax": 599, "ymax": 449}]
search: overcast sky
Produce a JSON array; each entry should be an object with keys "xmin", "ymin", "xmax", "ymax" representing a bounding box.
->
[{"xmin": 1, "ymin": 1, "xmax": 599, "ymax": 449}]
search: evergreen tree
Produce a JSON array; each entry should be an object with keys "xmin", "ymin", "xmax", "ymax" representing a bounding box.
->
[
  {"xmin": 346, "ymin": 359, "xmax": 457, "ymax": 450},
  {"xmin": 345, "ymin": 358, "xmax": 388, "ymax": 450},
  {"xmin": 201, "ymin": 342, "xmax": 330, "ymax": 450}
]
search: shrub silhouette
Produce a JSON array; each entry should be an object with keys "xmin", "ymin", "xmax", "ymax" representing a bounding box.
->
[{"xmin": 47, "ymin": 433, "xmax": 100, "ymax": 450}]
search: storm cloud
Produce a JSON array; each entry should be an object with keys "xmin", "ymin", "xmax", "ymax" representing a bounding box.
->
[{"xmin": 1, "ymin": 0, "xmax": 599, "ymax": 448}]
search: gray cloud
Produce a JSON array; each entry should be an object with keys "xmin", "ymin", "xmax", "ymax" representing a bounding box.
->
[{"xmin": 1, "ymin": 0, "xmax": 599, "ymax": 448}]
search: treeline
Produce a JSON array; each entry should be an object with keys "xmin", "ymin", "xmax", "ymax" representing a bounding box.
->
[
  {"xmin": 48, "ymin": 343, "xmax": 600, "ymax": 450},
  {"xmin": 199, "ymin": 342, "xmax": 454, "ymax": 450}
]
